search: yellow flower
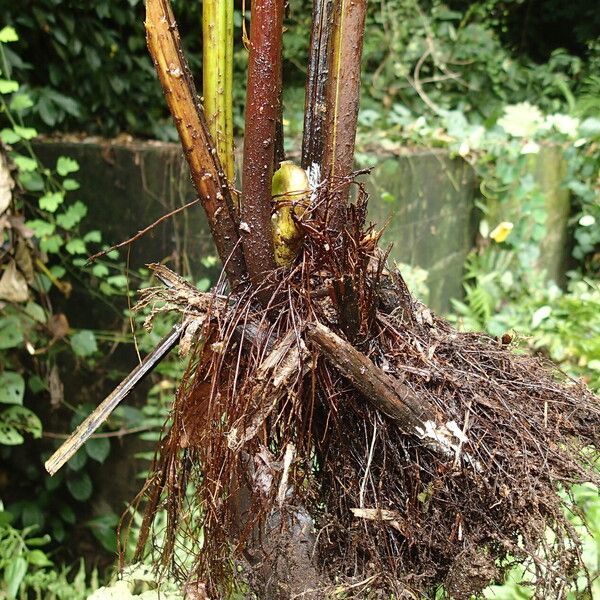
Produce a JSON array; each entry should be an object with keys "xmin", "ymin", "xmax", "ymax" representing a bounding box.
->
[{"xmin": 489, "ymin": 221, "xmax": 514, "ymax": 243}]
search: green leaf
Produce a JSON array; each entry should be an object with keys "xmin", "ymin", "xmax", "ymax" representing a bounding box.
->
[
  {"xmin": 5, "ymin": 406, "xmax": 42, "ymax": 437},
  {"xmin": 28, "ymin": 375, "xmax": 46, "ymax": 394},
  {"xmin": 12, "ymin": 154, "xmax": 37, "ymax": 172},
  {"xmin": 21, "ymin": 501, "xmax": 44, "ymax": 529},
  {"xmin": 65, "ymin": 238, "xmax": 87, "ymax": 255},
  {"xmin": 107, "ymin": 275, "xmax": 128, "ymax": 288},
  {"xmin": 59, "ymin": 504, "xmax": 76, "ymax": 524},
  {"xmin": 13, "ymin": 125, "xmax": 37, "ymax": 140},
  {"xmin": 9, "ymin": 94, "xmax": 34, "ymax": 112},
  {"xmin": 70, "ymin": 330, "xmax": 98, "ymax": 357},
  {"xmin": 0, "ymin": 79, "xmax": 19, "ymax": 94},
  {"xmin": 56, "ymin": 201, "xmax": 87, "ymax": 230},
  {"xmin": 200, "ymin": 255, "xmax": 218, "ymax": 268},
  {"xmin": 0, "ymin": 510, "xmax": 14, "ymax": 526},
  {"xmin": 19, "ymin": 171, "xmax": 44, "ymax": 192},
  {"xmin": 83, "ymin": 230, "xmax": 102, "ymax": 243},
  {"xmin": 27, "ymin": 549, "xmax": 52, "ymax": 567},
  {"xmin": 0, "ymin": 26, "xmax": 19, "ymax": 43},
  {"xmin": 531, "ymin": 304, "xmax": 552, "ymax": 329},
  {"xmin": 53, "ymin": 27, "xmax": 67, "ymax": 46},
  {"xmin": 86, "ymin": 437, "xmax": 110, "ymax": 463},
  {"xmin": 86, "ymin": 513, "xmax": 119, "ymax": 553},
  {"xmin": 39, "ymin": 191, "xmax": 65, "ymax": 212},
  {"xmin": 92, "ymin": 264, "xmax": 109, "ymax": 277},
  {"xmin": 49, "ymin": 265, "xmax": 66, "ymax": 279},
  {"xmin": 0, "ymin": 128, "xmax": 20, "ymax": 144},
  {"xmin": 68, "ymin": 449, "xmax": 87, "ymax": 471},
  {"xmin": 4, "ymin": 556, "xmax": 27, "ymax": 598},
  {"xmin": 37, "ymin": 96, "xmax": 58, "ymax": 126},
  {"xmin": 24, "ymin": 535, "xmax": 51, "ymax": 547},
  {"xmin": 27, "ymin": 219, "xmax": 55, "ymax": 238},
  {"xmin": 0, "ymin": 406, "xmax": 42, "ymax": 444},
  {"xmin": 0, "ymin": 316, "xmax": 23, "ymax": 349},
  {"xmin": 56, "ymin": 156, "xmax": 79, "ymax": 176},
  {"xmin": 24, "ymin": 301, "xmax": 46, "ymax": 323},
  {"xmin": 0, "ymin": 372, "xmax": 25, "ymax": 405},
  {"xmin": 40, "ymin": 234, "xmax": 63, "ymax": 254},
  {"xmin": 44, "ymin": 470, "xmax": 63, "ymax": 491},
  {"xmin": 66, "ymin": 472, "xmax": 92, "ymax": 501},
  {"xmin": 47, "ymin": 91, "xmax": 80, "ymax": 117},
  {"xmin": 197, "ymin": 277, "xmax": 211, "ymax": 292},
  {"xmin": 0, "ymin": 421, "xmax": 23, "ymax": 445},
  {"xmin": 51, "ymin": 518, "xmax": 65, "ymax": 543},
  {"xmin": 92, "ymin": 265, "xmax": 109, "ymax": 277},
  {"xmin": 62, "ymin": 178, "xmax": 80, "ymax": 191}
]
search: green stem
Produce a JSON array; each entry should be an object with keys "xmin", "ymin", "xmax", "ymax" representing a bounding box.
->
[
  {"xmin": 224, "ymin": 0, "xmax": 233, "ymax": 181},
  {"xmin": 203, "ymin": 0, "xmax": 234, "ymax": 184}
]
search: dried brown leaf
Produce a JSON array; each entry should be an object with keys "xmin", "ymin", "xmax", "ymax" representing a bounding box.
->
[
  {"xmin": 0, "ymin": 150, "xmax": 14, "ymax": 215},
  {"xmin": 0, "ymin": 260, "xmax": 28, "ymax": 303},
  {"xmin": 48, "ymin": 365, "xmax": 64, "ymax": 409},
  {"xmin": 48, "ymin": 314, "xmax": 70, "ymax": 339},
  {"xmin": 15, "ymin": 239, "xmax": 34, "ymax": 283}
]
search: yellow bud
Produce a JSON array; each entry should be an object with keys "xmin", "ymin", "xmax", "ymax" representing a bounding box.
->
[{"xmin": 271, "ymin": 161, "xmax": 310, "ymax": 266}]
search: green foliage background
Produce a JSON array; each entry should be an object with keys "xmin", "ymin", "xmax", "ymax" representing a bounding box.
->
[
  {"xmin": 2, "ymin": 0, "xmax": 599, "ymax": 140},
  {"xmin": 0, "ymin": 0, "xmax": 204, "ymax": 139}
]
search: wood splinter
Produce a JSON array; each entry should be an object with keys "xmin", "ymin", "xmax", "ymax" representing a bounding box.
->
[{"xmin": 44, "ymin": 325, "xmax": 183, "ymax": 476}]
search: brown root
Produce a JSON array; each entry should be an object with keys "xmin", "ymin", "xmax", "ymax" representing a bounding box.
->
[{"xmin": 128, "ymin": 175, "xmax": 600, "ymax": 599}]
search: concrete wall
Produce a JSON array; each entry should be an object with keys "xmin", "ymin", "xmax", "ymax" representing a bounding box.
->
[
  {"xmin": 34, "ymin": 140, "xmax": 217, "ymax": 280},
  {"xmin": 529, "ymin": 145, "xmax": 571, "ymax": 284},
  {"xmin": 364, "ymin": 149, "xmax": 478, "ymax": 311},
  {"xmin": 33, "ymin": 140, "xmax": 569, "ymax": 313},
  {"xmin": 33, "ymin": 140, "xmax": 480, "ymax": 312}
]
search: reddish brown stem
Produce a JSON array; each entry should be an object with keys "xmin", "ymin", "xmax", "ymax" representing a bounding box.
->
[
  {"xmin": 240, "ymin": 0, "xmax": 284, "ymax": 293},
  {"xmin": 322, "ymin": 0, "xmax": 367, "ymax": 230},
  {"xmin": 145, "ymin": 0, "xmax": 246, "ymax": 288}
]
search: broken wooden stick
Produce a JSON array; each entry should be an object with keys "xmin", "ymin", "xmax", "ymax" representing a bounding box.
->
[
  {"xmin": 145, "ymin": 0, "xmax": 246, "ymax": 287},
  {"xmin": 307, "ymin": 321, "xmax": 432, "ymax": 431},
  {"xmin": 45, "ymin": 261, "xmax": 284, "ymax": 476},
  {"xmin": 45, "ymin": 324, "xmax": 183, "ymax": 476},
  {"xmin": 307, "ymin": 322, "xmax": 480, "ymax": 465}
]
